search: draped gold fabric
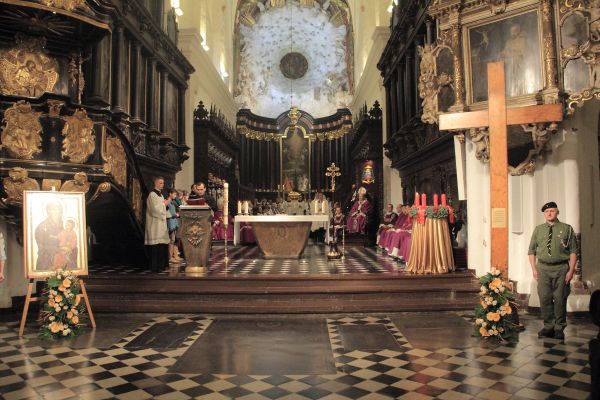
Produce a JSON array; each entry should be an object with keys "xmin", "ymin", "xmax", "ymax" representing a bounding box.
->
[{"xmin": 406, "ymin": 218, "xmax": 454, "ymax": 274}]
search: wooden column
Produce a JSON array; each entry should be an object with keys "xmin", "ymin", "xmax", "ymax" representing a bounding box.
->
[
  {"xmin": 159, "ymin": 69, "xmax": 168, "ymax": 134},
  {"xmin": 86, "ymin": 34, "xmax": 112, "ymax": 107},
  {"xmin": 147, "ymin": 57, "xmax": 158, "ymax": 130},
  {"xmin": 130, "ymin": 41, "xmax": 143, "ymax": 123},
  {"xmin": 177, "ymin": 86, "xmax": 185, "ymax": 144},
  {"xmin": 112, "ymin": 24, "xmax": 128, "ymax": 114}
]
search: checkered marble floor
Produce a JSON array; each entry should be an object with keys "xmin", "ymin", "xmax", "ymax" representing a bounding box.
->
[
  {"xmin": 89, "ymin": 244, "xmax": 406, "ymax": 276},
  {"xmin": 0, "ymin": 313, "xmax": 593, "ymax": 400}
]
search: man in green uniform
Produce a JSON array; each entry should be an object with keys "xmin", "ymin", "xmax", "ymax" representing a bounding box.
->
[{"xmin": 528, "ymin": 201, "xmax": 577, "ymax": 340}]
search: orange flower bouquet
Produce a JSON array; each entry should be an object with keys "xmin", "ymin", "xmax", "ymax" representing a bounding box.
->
[
  {"xmin": 40, "ymin": 269, "xmax": 86, "ymax": 339},
  {"xmin": 473, "ymin": 268, "xmax": 518, "ymax": 343}
]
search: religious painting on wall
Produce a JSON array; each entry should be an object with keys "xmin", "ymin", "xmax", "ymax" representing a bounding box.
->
[
  {"xmin": 467, "ymin": 10, "xmax": 542, "ymax": 103},
  {"xmin": 23, "ymin": 191, "xmax": 88, "ymax": 278},
  {"xmin": 280, "ymin": 126, "xmax": 310, "ymax": 194},
  {"xmin": 361, "ymin": 163, "xmax": 374, "ymax": 184}
]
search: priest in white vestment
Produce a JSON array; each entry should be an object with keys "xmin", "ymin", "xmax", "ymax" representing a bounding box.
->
[
  {"xmin": 145, "ymin": 177, "xmax": 171, "ymax": 272},
  {"xmin": 310, "ymin": 192, "xmax": 329, "ymax": 243}
]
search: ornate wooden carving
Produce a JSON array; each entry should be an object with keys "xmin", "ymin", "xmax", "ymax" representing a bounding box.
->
[
  {"xmin": 0, "ymin": 100, "xmax": 43, "ymax": 159},
  {"xmin": 61, "ymin": 108, "xmax": 95, "ymax": 163},
  {"xmin": 60, "ymin": 172, "xmax": 90, "ymax": 193},
  {"xmin": 102, "ymin": 134, "xmax": 127, "ymax": 188},
  {"xmin": 2, "ymin": 167, "xmax": 40, "ymax": 204}
]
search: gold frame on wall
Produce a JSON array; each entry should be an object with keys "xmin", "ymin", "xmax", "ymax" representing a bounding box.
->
[{"xmin": 462, "ymin": 5, "xmax": 546, "ymax": 108}]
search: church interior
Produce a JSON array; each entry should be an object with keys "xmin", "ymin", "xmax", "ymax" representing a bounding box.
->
[{"xmin": 0, "ymin": 0, "xmax": 598, "ymax": 398}]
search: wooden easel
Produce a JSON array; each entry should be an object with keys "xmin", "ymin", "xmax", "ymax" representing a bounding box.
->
[{"xmin": 19, "ymin": 277, "xmax": 96, "ymax": 337}]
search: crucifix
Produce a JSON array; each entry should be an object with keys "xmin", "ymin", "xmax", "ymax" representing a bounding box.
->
[
  {"xmin": 439, "ymin": 62, "xmax": 563, "ymax": 277},
  {"xmin": 325, "ymin": 162, "xmax": 341, "ymax": 192}
]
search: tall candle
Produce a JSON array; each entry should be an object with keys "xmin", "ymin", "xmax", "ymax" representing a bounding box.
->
[
  {"xmin": 441, "ymin": 194, "xmax": 447, "ymax": 206},
  {"xmin": 421, "ymin": 193, "xmax": 426, "ymax": 206},
  {"xmin": 314, "ymin": 200, "xmax": 318, "ymax": 214},
  {"xmin": 237, "ymin": 201, "xmax": 242, "ymax": 214},
  {"xmin": 433, "ymin": 194, "xmax": 438, "ymax": 207},
  {"xmin": 415, "ymin": 192, "xmax": 420, "ymax": 206},
  {"xmin": 223, "ymin": 183, "xmax": 229, "ymax": 219}
]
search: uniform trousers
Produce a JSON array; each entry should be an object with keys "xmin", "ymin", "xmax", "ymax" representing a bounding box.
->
[{"xmin": 537, "ymin": 262, "xmax": 570, "ymax": 332}]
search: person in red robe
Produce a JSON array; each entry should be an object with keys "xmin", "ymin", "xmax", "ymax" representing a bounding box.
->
[
  {"xmin": 212, "ymin": 199, "xmax": 233, "ymax": 241},
  {"xmin": 347, "ymin": 188, "xmax": 371, "ymax": 234},
  {"xmin": 387, "ymin": 206, "xmax": 413, "ymax": 261},
  {"xmin": 377, "ymin": 203, "xmax": 398, "ymax": 247}
]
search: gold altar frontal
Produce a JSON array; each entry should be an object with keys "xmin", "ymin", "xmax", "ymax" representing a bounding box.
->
[{"xmin": 234, "ymin": 215, "xmax": 329, "ymax": 258}]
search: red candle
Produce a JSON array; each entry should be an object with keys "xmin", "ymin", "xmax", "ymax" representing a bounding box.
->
[
  {"xmin": 441, "ymin": 194, "xmax": 447, "ymax": 206},
  {"xmin": 433, "ymin": 194, "xmax": 438, "ymax": 207},
  {"xmin": 415, "ymin": 192, "xmax": 420, "ymax": 206},
  {"xmin": 421, "ymin": 193, "xmax": 426, "ymax": 206}
]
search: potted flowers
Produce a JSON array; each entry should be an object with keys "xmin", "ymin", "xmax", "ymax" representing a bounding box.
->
[
  {"xmin": 473, "ymin": 268, "xmax": 519, "ymax": 344},
  {"xmin": 40, "ymin": 269, "xmax": 86, "ymax": 339}
]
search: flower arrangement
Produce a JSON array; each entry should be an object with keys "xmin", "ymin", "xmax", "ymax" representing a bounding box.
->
[
  {"xmin": 473, "ymin": 268, "xmax": 518, "ymax": 343},
  {"xmin": 40, "ymin": 269, "xmax": 86, "ymax": 339},
  {"xmin": 410, "ymin": 205, "xmax": 452, "ymax": 223}
]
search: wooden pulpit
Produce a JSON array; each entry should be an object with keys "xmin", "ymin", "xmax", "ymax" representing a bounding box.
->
[{"xmin": 179, "ymin": 205, "xmax": 213, "ymax": 274}]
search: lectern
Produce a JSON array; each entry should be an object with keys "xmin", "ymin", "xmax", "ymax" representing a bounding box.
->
[{"xmin": 179, "ymin": 205, "xmax": 212, "ymax": 273}]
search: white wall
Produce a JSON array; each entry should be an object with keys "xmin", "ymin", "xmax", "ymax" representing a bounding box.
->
[{"xmin": 0, "ymin": 222, "xmax": 29, "ymax": 309}]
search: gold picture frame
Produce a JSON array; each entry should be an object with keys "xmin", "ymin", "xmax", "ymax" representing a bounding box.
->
[{"xmin": 23, "ymin": 191, "xmax": 88, "ymax": 278}]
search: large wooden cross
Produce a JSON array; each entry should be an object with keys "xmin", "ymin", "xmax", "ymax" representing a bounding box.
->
[{"xmin": 439, "ymin": 62, "xmax": 563, "ymax": 277}]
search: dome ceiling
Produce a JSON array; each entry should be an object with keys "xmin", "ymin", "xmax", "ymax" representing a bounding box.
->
[{"xmin": 234, "ymin": 1, "xmax": 353, "ymax": 118}]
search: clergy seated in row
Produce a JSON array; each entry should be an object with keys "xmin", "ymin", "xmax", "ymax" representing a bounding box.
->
[
  {"xmin": 384, "ymin": 205, "xmax": 413, "ymax": 262},
  {"xmin": 378, "ymin": 203, "xmax": 403, "ymax": 249},
  {"xmin": 346, "ymin": 187, "xmax": 371, "ymax": 234},
  {"xmin": 212, "ymin": 198, "xmax": 233, "ymax": 241},
  {"xmin": 282, "ymin": 191, "xmax": 309, "ymax": 215},
  {"xmin": 376, "ymin": 203, "xmax": 398, "ymax": 245},
  {"xmin": 310, "ymin": 192, "xmax": 329, "ymax": 243}
]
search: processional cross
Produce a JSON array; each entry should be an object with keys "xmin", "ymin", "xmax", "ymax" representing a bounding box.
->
[
  {"xmin": 325, "ymin": 163, "xmax": 341, "ymax": 192},
  {"xmin": 439, "ymin": 62, "xmax": 563, "ymax": 277}
]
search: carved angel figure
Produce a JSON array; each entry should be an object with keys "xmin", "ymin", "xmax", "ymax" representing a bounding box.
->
[
  {"xmin": 0, "ymin": 35, "xmax": 58, "ymax": 97},
  {"xmin": 39, "ymin": 0, "xmax": 92, "ymax": 13},
  {"xmin": 61, "ymin": 109, "xmax": 96, "ymax": 164},
  {"xmin": 0, "ymin": 101, "xmax": 43, "ymax": 159},
  {"xmin": 468, "ymin": 128, "xmax": 490, "ymax": 162},
  {"xmin": 60, "ymin": 172, "xmax": 90, "ymax": 193},
  {"xmin": 3, "ymin": 167, "xmax": 39, "ymax": 204}
]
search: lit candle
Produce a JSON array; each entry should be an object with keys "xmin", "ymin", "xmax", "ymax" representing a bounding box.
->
[
  {"xmin": 441, "ymin": 194, "xmax": 447, "ymax": 206},
  {"xmin": 243, "ymin": 201, "xmax": 248, "ymax": 215},
  {"xmin": 421, "ymin": 193, "xmax": 426, "ymax": 206},
  {"xmin": 237, "ymin": 201, "xmax": 242, "ymax": 215},
  {"xmin": 415, "ymin": 192, "xmax": 420, "ymax": 206},
  {"xmin": 223, "ymin": 182, "xmax": 229, "ymax": 219},
  {"xmin": 314, "ymin": 200, "xmax": 318, "ymax": 214},
  {"xmin": 433, "ymin": 194, "xmax": 438, "ymax": 207}
]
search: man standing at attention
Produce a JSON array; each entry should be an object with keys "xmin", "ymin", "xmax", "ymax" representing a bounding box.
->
[{"xmin": 528, "ymin": 201, "xmax": 577, "ymax": 340}]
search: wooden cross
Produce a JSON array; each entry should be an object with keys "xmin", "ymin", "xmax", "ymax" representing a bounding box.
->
[
  {"xmin": 325, "ymin": 162, "xmax": 341, "ymax": 192},
  {"xmin": 439, "ymin": 62, "xmax": 563, "ymax": 277}
]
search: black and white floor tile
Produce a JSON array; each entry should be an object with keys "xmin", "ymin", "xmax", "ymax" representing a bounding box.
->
[{"xmin": 0, "ymin": 312, "xmax": 593, "ymax": 399}]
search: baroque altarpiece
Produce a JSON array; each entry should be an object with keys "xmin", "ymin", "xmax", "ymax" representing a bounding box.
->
[{"xmin": 0, "ymin": 0, "xmax": 191, "ymax": 265}]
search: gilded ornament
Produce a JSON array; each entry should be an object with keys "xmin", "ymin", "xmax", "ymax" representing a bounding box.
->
[
  {"xmin": 47, "ymin": 100, "xmax": 64, "ymax": 118},
  {"xmin": 61, "ymin": 109, "xmax": 95, "ymax": 163},
  {"xmin": 102, "ymin": 135, "xmax": 127, "ymax": 187},
  {"xmin": 42, "ymin": 179, "xmax": 62, "ymax": 191},
  {"xmin": 509, "ymin": 123, "xmax": 558, "ymax": 175},
  {"xmin": 186, "ymin": 222, "xmax": 206, "ymax": 247},
  {"xmin": 486, "ymin": 0, "xmax": 507, "ymax": 14},
  {"xmin": 0, "ymin": 34, "xmax": 58, "ymax": 97},
  {"xmin": 38, "ymin": 0, "xmax": 92, "ymax": 13},
  {"xmin": 60, "ymin": 172, "xmax": 90, "ymax": 193},
  {"xmin": 0, "ymin": 100, "xmax": 43, "ymax": 159},
  {"xmin": 2, "ymin": 167, "xmax": 39, "ymax": 204}
]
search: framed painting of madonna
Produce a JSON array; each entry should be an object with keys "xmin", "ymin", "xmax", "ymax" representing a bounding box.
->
[
  {"xmin": 466, "ymin": 8, "xmax": 543, "ymax": 104},
  {"xmin": 23, "ymin": 191, "xmax": 88, "ymax": 278}
]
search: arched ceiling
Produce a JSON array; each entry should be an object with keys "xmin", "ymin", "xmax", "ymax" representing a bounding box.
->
[{"xmin": 234, "ymin": 0, "xmax": 353, "ymax": 118}]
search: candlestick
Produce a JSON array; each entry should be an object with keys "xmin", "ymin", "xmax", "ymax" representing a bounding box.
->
[
  {"xmin": 433, "ymin": 194, "xmax": 438, "ymax": 207},
  {"xmin": 415, "ymin": 192, "xmax": 420, "ymax": 206},
  {"xmin": 223, "ymin": 182, "xmax": 229, "ymax": 219},
  {"xmin": 237, "ymin": 201, "xmax": 242, "ymax": 214},
  {"xmin": 441, "ymin": 194, "xmax": 447, "ymax": 206},
  {"xmin": 314, "ymin": 200, "xmax": 318, "ymax": 214},
  {"xmin": 421, "ymin": 193, "xmax": 426, "ymax": 206}
]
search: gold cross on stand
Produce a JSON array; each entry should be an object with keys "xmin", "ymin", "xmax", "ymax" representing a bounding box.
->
[
  {"xmin": 325, "ymin": 162, "xmax": 341, "ymax": 192},
  {"xmin": 439, "ymin": 61, "xmax": 563, "ymax": 278}
]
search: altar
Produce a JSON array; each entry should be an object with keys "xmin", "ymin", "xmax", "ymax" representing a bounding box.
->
[{"xmin": 233, "ymin": 215, "xmax": 329, "ymax": 258}]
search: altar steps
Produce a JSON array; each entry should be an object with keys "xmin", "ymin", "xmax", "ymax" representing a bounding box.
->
[{"xmin": 84, "ymin": 271, "xmax": 480, "ymax": 313}]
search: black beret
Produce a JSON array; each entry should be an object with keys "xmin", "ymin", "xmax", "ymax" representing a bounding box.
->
[{"xmin": 541, "ymin": 201, "xmax": 558, "ymax": 212}]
